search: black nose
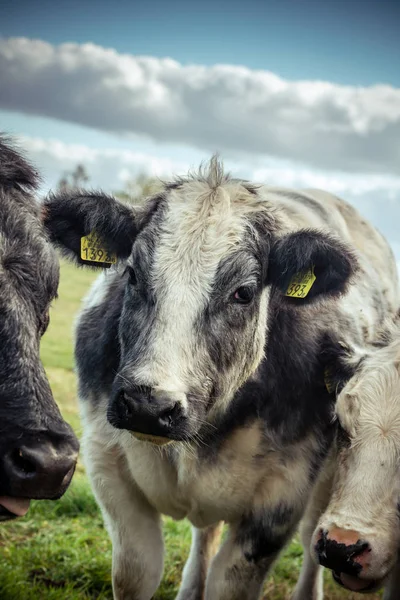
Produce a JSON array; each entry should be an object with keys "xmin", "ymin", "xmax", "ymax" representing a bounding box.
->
[
  {"xmin": 315, "ymin": 529, "xmax": 369, "ymax": 576},
  {"xmin": 1, "ymin": 433, "xmax": 79, "ymax": 500},
  {"xmin": 108, "ymin": 388, "xmax": 183, "ymax": 438}
]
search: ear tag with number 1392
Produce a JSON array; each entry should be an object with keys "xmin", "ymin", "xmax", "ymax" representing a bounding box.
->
[{"xmin": 81, "ymin": 231, "xmax": 117, "ymax": 265}]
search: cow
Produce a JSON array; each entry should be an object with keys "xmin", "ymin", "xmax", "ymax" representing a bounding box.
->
[
  {"xmin": 0, "ymin": 136, "xmax": 79, "ymax": 521},
  {"xmin": 292, "ymin": 318, "xmax": 400, "ymax": 600},
  {"xmin": 43, "ymin": 156, "xmax": 398, "ymax": 600}
]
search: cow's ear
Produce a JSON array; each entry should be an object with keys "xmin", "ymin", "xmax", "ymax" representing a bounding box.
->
[
  {"xmin": 268, "ymin": 229, "xmax": 357, "ymax": 302},
  {"xmin": 42, "ymin": 190, "xmax": 138, "ymax": 268}
]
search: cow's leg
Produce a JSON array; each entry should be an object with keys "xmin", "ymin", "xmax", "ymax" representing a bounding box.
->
[
  {"xmin": 83, "ymin": 433, "xmax": 164, "ymax": 600},
  {"xmin": 383, "ymin": 560, "xmax": 400, "ymax": 600},
  {"xmin": 204, "ymin": 513, "xmax": 298, "ymax": 600},
  {"xmin": 290, "ymin": 515, "xmax": 324, "ymax": 600},
  {"xmin": 291, "ymin": 461, "xmax": 334, "ymax": 600},
  {"xmin": 175, "ymin": 523, "xmax": 224, "ymax": 600}
]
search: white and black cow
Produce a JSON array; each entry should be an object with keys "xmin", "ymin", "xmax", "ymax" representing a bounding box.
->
[
  {"xmin": 293, "ymin": 318, "xmax": 400, "ymax": 600},
  {"xmin": 0, "ymin": 137, "xmax": 79, "ymax": 521},
  {"xmin": 44, "ymin": 157, "xmax": 398, "ymax": 600}
]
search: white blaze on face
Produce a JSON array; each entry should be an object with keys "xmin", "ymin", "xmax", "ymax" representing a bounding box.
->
[{"xmin": 131, "ymin": 178, "xmax": 266, "ymax": 399}]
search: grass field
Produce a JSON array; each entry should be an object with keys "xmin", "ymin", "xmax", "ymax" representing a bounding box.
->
[{"xmin": 0, "ymin": 260, "xmax": 382, "ymax": 599}]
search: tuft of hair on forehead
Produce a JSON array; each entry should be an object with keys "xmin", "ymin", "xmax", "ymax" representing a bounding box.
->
[
  {"xmin": 168, "ymin": 154, "xmax": 229, "ymax": 193},
  {"xmin": 196, "ymin": 154, "xmax": 227, "ymax": 191}
]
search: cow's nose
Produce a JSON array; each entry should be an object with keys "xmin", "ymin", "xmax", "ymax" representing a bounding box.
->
[
  {"xmin": 315, "ymin": 527, "xmax": 370, "ymax": 576},
  {"xmin": 108, "ymin": 388, "xmax": 183, "ymax": 438},
  {"xmin": 1, "ymin": 436, "xmax": 78, "ymax": 500}
]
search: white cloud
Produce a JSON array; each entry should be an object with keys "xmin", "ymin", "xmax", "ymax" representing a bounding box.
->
[
  {"xmin": 1, "ymin": 37, "xmax": 400, "ymax": 175},
  {"xmin": 16, "ymin": 135, "xmax": 190, "ymax": 192},
  {"xmin": 16, "ymin": 134, "xmax": 400, "ymax": 262}
]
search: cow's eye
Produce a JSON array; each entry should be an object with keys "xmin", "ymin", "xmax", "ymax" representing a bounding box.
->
[
  {"xmin": 232, "ymin": 286, "xmax": 255, "ymax": 304},
  {"xmin": 125, "ymin": 265, "xmax": 137, "ymax": 286}
]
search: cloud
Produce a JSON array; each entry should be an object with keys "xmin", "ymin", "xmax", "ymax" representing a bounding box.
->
[
  {"xmin": 16, "ymin": 134, "xmax": 400, "ymax": 262},
  {"xmin": 1, "ymin": 37, "xmax": 400, "ymax": 175},
  {"xmin": 16, "ymin": 135, "xmax": 190, "ymax": 193}
]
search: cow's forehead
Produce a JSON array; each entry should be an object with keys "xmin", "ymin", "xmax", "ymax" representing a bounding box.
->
[{"xmin": 145, "ymin": 183, "xmax": 268, "ymax": 298}]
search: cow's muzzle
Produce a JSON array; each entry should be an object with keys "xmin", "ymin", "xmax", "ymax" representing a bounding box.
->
[
  {"xmin": 315, "ymin": 527, "xmax": 383, "ymax": 593},
  {"xmin": 107, "ymin": 387, "xmax": 187, "ymax": 443},
  {"xmin": 0, "ymin": 427, "xmax": 79, "ymax": 519}
]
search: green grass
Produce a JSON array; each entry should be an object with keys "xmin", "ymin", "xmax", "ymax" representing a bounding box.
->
[{"xmin": 0, "ymin": 260, "xmax": 382, "ymax": 599}]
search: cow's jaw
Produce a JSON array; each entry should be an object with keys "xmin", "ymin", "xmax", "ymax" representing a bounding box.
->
[{"xmin": 332, "ymin": 571, "xmax": 381, "ymax": 593}]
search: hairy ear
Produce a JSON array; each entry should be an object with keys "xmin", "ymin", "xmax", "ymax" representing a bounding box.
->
[
  {"xmin": 268, "ymin": 229, "xmax": 357, "ymax": 302},
  {"xmin": 320, "ymin": 334, "xmax": 365, "ymax": 398},
  {"xmin": 42, "ymin": 190, "xmax": 138, "ymax": 267}
]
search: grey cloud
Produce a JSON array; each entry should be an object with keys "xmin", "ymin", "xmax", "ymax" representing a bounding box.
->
[{"xmin": 1, "ymin": 38, "xmax": 400, "ymax": 175}]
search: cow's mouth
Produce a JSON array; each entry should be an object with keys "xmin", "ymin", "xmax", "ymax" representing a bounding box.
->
[
  {"xmin": 332, "ymin": 571, "xmax": 380, "ymax": 592},
  {"xmin": 0, "ymin": 497, "xmax": 31, "ymax": 521}
]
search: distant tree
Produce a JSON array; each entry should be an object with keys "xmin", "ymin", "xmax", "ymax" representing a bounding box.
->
[
  {"xmin": 114, "ymin": 172, "xmax": 163, "ymax": 205},
  {"xmin": 57, "ymin": 164, "xmax": 89, "ymax": 192}
]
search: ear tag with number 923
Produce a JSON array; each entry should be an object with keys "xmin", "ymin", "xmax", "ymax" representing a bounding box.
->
[
  {"xmin": 285, "ymin": 266, "xmax": 316, "ymax": 298},
  {"xmin": 81, "ymin": 231, "xmax": 117, "ymax": 265}
]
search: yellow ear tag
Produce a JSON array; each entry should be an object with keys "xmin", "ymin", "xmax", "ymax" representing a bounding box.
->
[
  {"xmin": 285, "ymin": 267, "xmax": 316, "ymax": 298},
  {"xmin": 324, "ymin": 366, "xmax": 335, "ymax": 395},
  {"xmin": 80, "ymin": 231, "xmax": 117, "ymax": 265}
]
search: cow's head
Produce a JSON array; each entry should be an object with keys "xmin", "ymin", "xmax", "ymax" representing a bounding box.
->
[
  {"xmin": 43, "ymin": 157, "xmax": 356, "ymax": 445},
  {"xmin": 0, "ymin": 138, "xmax": 79, "ymax": 520},
  {"xmin": 314, "ymin": 326, "xmax": 400, "ymax": 592}
]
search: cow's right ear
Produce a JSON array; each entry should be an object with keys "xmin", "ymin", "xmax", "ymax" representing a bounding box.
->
[{"xmin": 42, "ymin": 190, "xmax": 138, "ymax": 267}]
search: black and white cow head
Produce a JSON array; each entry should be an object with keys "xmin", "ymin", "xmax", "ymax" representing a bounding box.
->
[
  {"xmin": 44, "ymin": 157, "xmax": 356, "ymax": 445},
  {"xmin": 0, "ymin": 137, "xmax": 79, "ymax": 520}
]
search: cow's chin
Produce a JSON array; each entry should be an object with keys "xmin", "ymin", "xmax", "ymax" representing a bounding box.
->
[
  {"xmin": 332, "ymin": 571, "xmax": 383, "ymax": 593},
  {"xmin": 130, "ymin": 431, "xmax": 174, "ymax": 446},
  {"xmin": 0, "ymin": 497, "xmax": 31, "ymax": 521}
]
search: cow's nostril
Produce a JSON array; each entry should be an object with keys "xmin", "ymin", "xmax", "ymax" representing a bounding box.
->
[
  {"xmin": 10, "ymin": 449, "xmax": 37, "ymax": 476},
  {"xmin": 158, "ymin": 402, "xmax": 181, "ymax": 429},
  {"xmin": 121, "ymin": 391, "xmax": 134, "ymax": 417}
]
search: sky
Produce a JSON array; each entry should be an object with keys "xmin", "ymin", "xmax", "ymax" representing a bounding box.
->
[{"xmin": 0, "ymin": 0, "xmax": 399, "ymax": 262}]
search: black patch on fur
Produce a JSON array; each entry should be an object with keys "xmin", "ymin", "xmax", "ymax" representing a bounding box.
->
[
  {"xmin": 316, "ymin": 530, "xmax": 366, "ymax": 576},
  {"xmin": 200, "ymin": 292, "xmax": 346, "ymax": 458},
  {"xmin": 237, "ymin": 504, "xmax": 297, "ymax": 562},
  {"xmin": 75, "ymin": 277, "xmax": 125, "ymax": 399}
]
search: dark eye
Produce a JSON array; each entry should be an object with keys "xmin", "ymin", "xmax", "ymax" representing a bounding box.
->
[
  {"xmin": 125, "ymin": 265, "xmax": 137, "ymax": 286},
  {"xmin": 232, "ymin": 286, "xmax": 255, "ymax": 305}
]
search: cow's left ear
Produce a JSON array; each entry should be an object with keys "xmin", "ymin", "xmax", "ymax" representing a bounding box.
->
[
  {"xmin": 42, "ymin": 190, "xmax": 138, "ymax": 268},
  {"xmin": 268, "ymin": 229, "xmax": 357, "ymax": 301}
]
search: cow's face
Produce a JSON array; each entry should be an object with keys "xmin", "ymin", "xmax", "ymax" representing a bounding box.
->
[
  {"xmin": 314, "ymin": 339, "xmax": 400, "ymax": 592},
  {"xmin": 0, "ymin": 141, "xmax": 79, "ymax": 520},
  {"xmin": 44, "ymin": 158, "xmax": 356, "ymax": 445}
]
